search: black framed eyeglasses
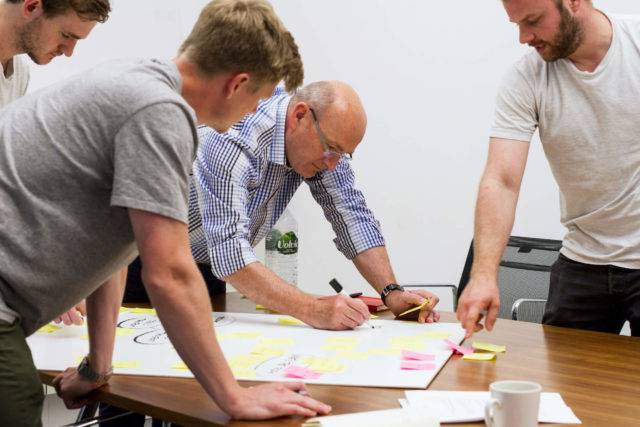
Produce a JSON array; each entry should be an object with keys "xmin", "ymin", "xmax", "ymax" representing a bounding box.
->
[{"xmin": 309, "ymin": 108, "xmax": 352, "ymax": 160}]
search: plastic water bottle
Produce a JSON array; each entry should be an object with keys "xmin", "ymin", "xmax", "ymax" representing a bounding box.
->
[{"xmin": 265, "ymin": 208, "xmax": 298, "ymax": 287}]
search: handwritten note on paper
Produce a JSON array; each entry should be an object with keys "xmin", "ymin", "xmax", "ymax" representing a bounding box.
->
[
  {"xmin": 444, "ymin": 339, "xmax": 474, "ymax": 355},
  {"xmin": 37, "ymin": 324, "xmax": 61, "ymax": 334},
  {"xmin": 400, "ymin": 360, "xmax": 436, "ymax": 371},
  {"xmin": 472, "ymin": 341, "xmax": 506, "ymax": 353},
  {"xmin": 462, "ymin": 352, "xmax": 496, "ymax": 361},
  {"xmin": 401, "ymin": 350, "xmax": 436, "ymax": 361},
  {"xmin": 283, "ymin": 365, "xmax": 322, "ymax": 379}
]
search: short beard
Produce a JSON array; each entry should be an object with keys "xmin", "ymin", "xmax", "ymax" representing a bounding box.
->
[
  {"xmin": 16, "ymin": 18, "xmax": 44, "ymax": 64},
  {"xmin": 544, "ymin": 4, "xmax": 584, "ymax": 61}
]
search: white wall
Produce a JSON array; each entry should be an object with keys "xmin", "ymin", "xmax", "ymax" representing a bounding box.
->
[{"xmin": 28, "ymin": 1, "xmax": 640, "ymax": 298}]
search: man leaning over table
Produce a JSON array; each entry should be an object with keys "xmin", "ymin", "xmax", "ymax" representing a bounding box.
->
[
  {"xmin": 126, "ymin": 81, "xmax": 441, "ymax": 330},
  {"xmin": 0, "ymin": 0, "xmax": 332, "ymax": 425},
  {"xmin": 456, "ymin": 0, "xmax": 640, "ymax": 338}
]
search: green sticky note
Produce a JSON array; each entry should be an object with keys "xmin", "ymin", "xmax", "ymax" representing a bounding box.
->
[{"xmin": 472, "ymin": 341, "xmax": 507, "ymax": 353}]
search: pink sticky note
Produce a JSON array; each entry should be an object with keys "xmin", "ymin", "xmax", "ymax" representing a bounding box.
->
[
  {"xmin": 401, "ymin": 350, "xmax": 436, "ymax": 361},
  {"xmin": 400, "ymin": 360, "xmax": 436, "ymax": 370},
  {"xmin": 283, "ymin": 364, "xmax": 321, "ymax": 379},
  {"xmin": 445, "ymin": 338, "xmax": 474, "ymax": 355}
]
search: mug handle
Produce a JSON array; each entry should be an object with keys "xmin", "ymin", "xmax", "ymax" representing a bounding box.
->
[{"xmin": 484, "ymin": 398, "xmax": 500, "ymax": 427}]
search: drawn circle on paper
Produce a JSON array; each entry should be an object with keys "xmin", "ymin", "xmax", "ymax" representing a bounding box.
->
[
  {"xmin": 118, "ymin": 317, "xmax": 162, "ymax": 330},
  {"xmin": 255, "ymin": 354, "xmax": 306, "ymax": 376},
  {"xmin": 213, "ymin": 314, "xmax": 235, "ymax": 327},
  {"xmin": 134, "ymin": 329, "xmax": 169, "ymax": 345}
]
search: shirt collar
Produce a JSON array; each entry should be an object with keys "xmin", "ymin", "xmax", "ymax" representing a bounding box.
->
[{"xmin": 268, "ymin": 94, "xmax": 291, "ymax": 167}]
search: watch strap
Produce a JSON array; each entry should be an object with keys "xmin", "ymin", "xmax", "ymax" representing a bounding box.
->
[
  {"xmin": 380, "ymin": 283, "xmax": 404, "ymax": 304},
  {"xmin": 77, "ymin": 356, "xmax": 112, "ymax": 385}
]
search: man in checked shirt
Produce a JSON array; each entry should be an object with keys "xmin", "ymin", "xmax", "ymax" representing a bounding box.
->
[{"xmin": 184, "ymin": 81, "xmax": 440, "ymax": 329}]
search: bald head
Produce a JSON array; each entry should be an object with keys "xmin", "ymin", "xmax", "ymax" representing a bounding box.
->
[{"xmin": 291, "ymin": 80, "xmax": 367, "ymax": 146}]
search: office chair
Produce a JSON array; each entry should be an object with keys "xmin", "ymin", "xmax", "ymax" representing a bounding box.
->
[{"xmin": 457, "ymin": 236, "xmax": 562, "ymax": 323}]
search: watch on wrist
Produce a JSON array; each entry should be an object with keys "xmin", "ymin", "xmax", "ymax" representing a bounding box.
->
[
  {"xmin": 380, "ymin": 283, "xmax": 404, "ymax": 304},
  {"xmin": 77, "ymin": 356, "xmax": 112, "ymax": 385}
]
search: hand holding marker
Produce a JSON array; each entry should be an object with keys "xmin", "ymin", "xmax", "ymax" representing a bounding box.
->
[{"xmin": 329, "ymin": 278, "xmax": 375, "ymax": 329}]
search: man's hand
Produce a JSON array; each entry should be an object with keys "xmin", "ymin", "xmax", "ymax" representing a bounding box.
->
[
  {"xmin": 456, "ymin": 277, "xmax": 500, "ymax": 338},
  {"xmin": 51, "ymin": 367, "xmax": 104, "ymax": 409},
  {"xmin": 305, "ymin": 294, "xmax": 370, "ymax": 330},
  {"xmin": 224, "ymin": 382, "xmax": 331, "ymax": 420},
  {"xmin": 53, "ymin": 300, "xmax": 87, "ymax": 326},
  {"xmin": 385, "ymin": 290, "xmax": 440, "ymax": 323}
]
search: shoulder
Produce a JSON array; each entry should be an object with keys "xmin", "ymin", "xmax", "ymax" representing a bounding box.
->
[{"xmin": 610, "ymin": 14, "xmax": 640, "ymax": 41}]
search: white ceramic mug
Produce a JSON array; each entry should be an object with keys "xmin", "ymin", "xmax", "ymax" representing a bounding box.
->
[{"xmin": 484, "ymin": 380, "xmax": 541, "ymax": 427}]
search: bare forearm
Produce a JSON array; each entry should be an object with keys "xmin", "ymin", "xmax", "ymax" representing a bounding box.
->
[
  {"xmin": 472, "ymin": 176, "xmax": 520, "ymax": 280},
  {"xmin": 224, "ymin": 262, "xmax": 315, "ymax": 320},
  {"xmin": 146, "ymin": 262, "xmax": 239, "ymax": 407},
  {"xmin": 352, "ymin": 246, "xmax": 397, "ymax": 294},
  {"xmin": 86, "ymin": 267, "xmax": 127, "ymax": 372}
]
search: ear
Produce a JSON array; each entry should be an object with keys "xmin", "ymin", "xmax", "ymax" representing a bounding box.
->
[
  {"xmin": 22, "ymin": 0, "xmax": 44, "ymax": 20},
  {"xmin": 288, "ymin": 102, "xmax": 309, "ymax": 132},
  {"xmin": 223, "ymin": 73, "xmax": 250, "ymax": 99}
]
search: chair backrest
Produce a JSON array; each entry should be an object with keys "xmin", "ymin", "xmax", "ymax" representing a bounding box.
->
[{"xmin": 457, "ymin": 236, "xmax": 562, "ymax": 321}]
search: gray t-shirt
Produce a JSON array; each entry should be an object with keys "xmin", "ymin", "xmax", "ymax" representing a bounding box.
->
[
  {"xmin": 0, "ymin": 59, "xmax": 198, "ymax": 335},
  {"xmin": 0, "ymin": 55, "xmax": 29, "ymax": 108},
  {"xmin": 491, "ymin": 13, "xmax": 640, "ymax": 269}
]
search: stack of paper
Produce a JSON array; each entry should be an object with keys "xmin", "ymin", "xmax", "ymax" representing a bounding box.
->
[
  {"xmin": 399, "ymin": 390, "xmax": 581, "ymax": 424},
  {"xmin": 303, "ymin": 408, "xmax": 439, "ymax": 427}
]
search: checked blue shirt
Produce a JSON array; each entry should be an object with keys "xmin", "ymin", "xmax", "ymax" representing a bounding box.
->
[{"xmin": 190, "ymin": 87, "xmax": 385, "ymax": 278}]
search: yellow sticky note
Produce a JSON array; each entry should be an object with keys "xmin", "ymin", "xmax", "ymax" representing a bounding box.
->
[
  {"xmin": 172, "ymin": 361, "xmax": 189, "ymax": 370},
  {"xmin": 369, "ymin": 314, "xmax": 379, "ymax": 319},
  {"xmin": 325, "ymin": 337, "xmax": 359, "ymax": 344},
  {"xmin": 463, "ymin": 352, "xmax": 497, "ymax": 361},
  {"xmin": 116, "ymin": 328, "xmax": 135, "ymax": 337},
  {"xmin": 260, "ymin": 338, "xmax": 295, "ymax": 346},
  {"xmin": 398, "ymin": 300, "xmax": 430, "ymax": 317},
  {"xmin": 119, "ymin": 307, "xmax": 131, "ymax": 313},
  {"xmin": 129, "ymin": 308, "xmax": 156, "ymax": 315},
  {"xmin": 228, "ymin": 354, "xmax": 267, "ymax": 370},
  {"xmin": 113, "ymin": 360, "xmax": 140, "ymax": 369},
  {"xmin": 419, "ymin": 331, "xmax": 452, "ymax": 340},
  {"xmin": 256, "ymin": 304, "xmax": 267, "ymax": 310},
  {"xmin": 321, "ymin": 343, "xmax": 356, "ymax": 351},
  {"xmin": 278, "ymin": 317, "xmax": 305, "ymax": 325},
  {"xmin": 231, "ymin": 367, "xmax": 257, "ymax": 378},
  {"xmin": 368, "ymin": 347, "xmax": 402, "ymax": 356},
  {"xmin": 390, "ymin": 336, "xmax": 427, "ymax": 352},
  {"xmin": 250, "ymin": 346, "xmax": 286, "ymax": 357},
  {"xmin": 38, "ymin": 324, "xmax": 61, "ymax": 333},
  {"xmin": 73, "ymin": 356, "xmax": 84, "ymax": 364},
  {"xmin": 302, "ymin": 356, "xmax": 345, "ymax": 373},
  {"xmin": 472, "ymin": 341, "xmax": 507, "ymax": 353},
  {"xmin": 335, "ymin": 350, "xmax": 369, "ymax": 360}
]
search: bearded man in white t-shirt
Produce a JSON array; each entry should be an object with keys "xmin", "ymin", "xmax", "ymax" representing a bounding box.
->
[
  {"xmin": 457, "ymin": 0, "xmax": 640, "ymax": 338},
  {"xmin": 0, "ymin": 0, "xmax": 110, "ymax": 108}
]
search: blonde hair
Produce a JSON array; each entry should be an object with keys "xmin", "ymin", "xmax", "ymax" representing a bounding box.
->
[{"xmin": 179, "ymin": 0, "xmax": 303, "ymax": 91}]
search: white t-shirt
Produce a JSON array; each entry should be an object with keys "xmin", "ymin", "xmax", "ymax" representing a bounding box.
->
[
  {"xmin": 491, "ymin": 13, "xmax": 640, "ymax": 269},
  {"xmin": 0, "ymin": 55, "xmax": 30, "ymax": 108}
]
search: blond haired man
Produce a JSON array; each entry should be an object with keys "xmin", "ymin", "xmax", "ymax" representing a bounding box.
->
[
  {"xmin": 0, "ymin": 0, "xmax": 110, "ymax": 108},
  {"xmin": 0, "ymin": 1, "xmax": 330, "ymax": 425}
]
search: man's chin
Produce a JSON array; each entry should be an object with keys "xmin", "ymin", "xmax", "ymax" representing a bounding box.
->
[{"xmin": 28, "ymin": 53, "xmax": 52, "ymax": 65}]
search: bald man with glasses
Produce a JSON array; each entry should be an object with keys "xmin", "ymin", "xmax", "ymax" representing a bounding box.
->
[{"xmin": 123, "ymin": 81, "xmax": 440, "ymax": 330}]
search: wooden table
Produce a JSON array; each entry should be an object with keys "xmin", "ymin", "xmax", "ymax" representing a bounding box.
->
[{"xmin": 40, "ymin": 293, "xmax": 640, "ymax": 426}]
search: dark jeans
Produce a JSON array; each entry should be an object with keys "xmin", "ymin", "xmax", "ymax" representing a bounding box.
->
[
  {"xmin": 543, "ymin": 253, "xmax": 640, "ymax": 336},
  {"xmin": 0, "ymin": 320, "xmax": 44, "ymax": 427},
  {"xmin": 99, "ymin": 257, "xmax": 225, "ymax": 427}
]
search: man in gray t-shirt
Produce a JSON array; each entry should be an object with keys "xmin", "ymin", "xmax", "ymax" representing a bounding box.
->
[
  {"xmin": 0, "ymin": 1, "xmax": 330, "ymax": 424},
  {"xmin": 457, "ymin": 0, "xmax": 640, "ymax": 338}
]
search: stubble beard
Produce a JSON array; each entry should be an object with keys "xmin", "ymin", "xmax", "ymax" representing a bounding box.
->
[{"xmin": 542, "ymin": 5, "xmax": 584, "ymax": 62}]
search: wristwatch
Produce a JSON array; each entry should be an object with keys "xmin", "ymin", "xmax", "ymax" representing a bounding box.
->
[
  {"xmin": 380, "ymin": 283, "xmax": 404, "ymax": 304},
  {"xmin": 77, "ymin": 356, "xmax": 112, "ymax": 385}
]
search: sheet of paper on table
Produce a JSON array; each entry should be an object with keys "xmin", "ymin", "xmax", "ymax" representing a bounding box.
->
[
  {"xmin": 303, "ymin": 407, "xmax": 440, "ymax": 427},
  {"xmin": 400, "ymin": 390, "xmax": 581, "ymax": 424}
]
